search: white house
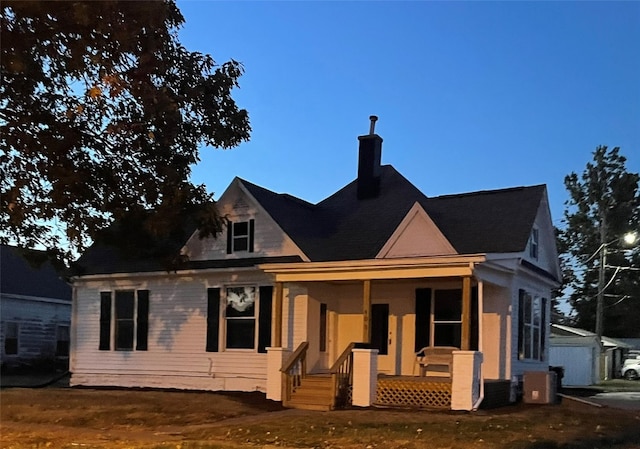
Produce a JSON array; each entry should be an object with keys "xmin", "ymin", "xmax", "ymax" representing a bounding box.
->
[
  {"xmin": 70, "ymin": 118, "xmax": 561, "ymax": 410},
  {"xmin": 1, "ymin": 245, "xmax": 72, "ymax": 371}
]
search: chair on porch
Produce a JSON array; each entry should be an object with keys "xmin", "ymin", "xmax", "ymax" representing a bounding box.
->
[{"xmin": 415, "ymin": 346, "xmax": 458, "ymax": 377}]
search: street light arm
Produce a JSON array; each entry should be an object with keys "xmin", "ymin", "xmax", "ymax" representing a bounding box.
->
[{"xmin": 585, "ymin": 232, "xmax": 639, "ymax": 263}]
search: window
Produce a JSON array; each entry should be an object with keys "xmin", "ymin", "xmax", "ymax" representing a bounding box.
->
[
  {"xmin": 433, "ymin": 289, "xmax": 462, "ymax": 348},
  {"xmin": 4, "ymin": 322, "xmax": 18, "ymax": 355},
  {"xmin": 225, "ymin": 286, "xmax": 256, "ymax": 349},
  {"xmin": 226, "ymin": 219, "xmax": 255, "ymax": 253},
  {"xmin": 414, "ymin": 288, "xmax": 479, "ymax": 351},
  {"xmin": 56, "ymin": 325, "xmax": 70, "ymax": 357},
  {"xmin": 206, "ymin": 286, "xmax": 272, "ymax": 352},
  {"xmin": 115, "ymin": 291, "xmax": 135, "ymax": 350},
  {"xmin": 518, "ymin": 289, "xmax": 546, "ymax": 361},
  {"xmin": 99, "ymin": 290, "xmax": 149, "ymax": 351},
  {"xmin": 529, "ymin": 228, "xmax": 539, "ymax": 260}
]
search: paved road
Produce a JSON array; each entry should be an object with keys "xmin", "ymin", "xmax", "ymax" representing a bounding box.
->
[{"xmin": 587, "ymin": 391, "xmax": 640, "ymax": 410}]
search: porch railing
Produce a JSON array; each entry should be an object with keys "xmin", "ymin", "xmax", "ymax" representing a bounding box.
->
[
  {"xmin": 330, "ymin": 342, "xmax": 356, "ymax": 409},
  {"xmin": 280, "ymin": 341, "xmax": 309, "ymax": 406}
]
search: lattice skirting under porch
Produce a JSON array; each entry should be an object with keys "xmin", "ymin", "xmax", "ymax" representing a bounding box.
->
[{"xmin": 375, "ymin": 377, "xmax": 452, "ymax": 409}]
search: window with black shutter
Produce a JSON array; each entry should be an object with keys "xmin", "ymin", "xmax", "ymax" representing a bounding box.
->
[
  {"xmin": 100, "ymin": 290, "xmax": 149, "ymax": 351},
  {"xmin": 518, "ymin": 288, "xmax": 545, "ymax": 361}
]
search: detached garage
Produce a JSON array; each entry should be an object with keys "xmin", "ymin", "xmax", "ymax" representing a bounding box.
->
[{"xmin": 549, "ymin": 333, "xmax": 600, "ymax": 386}]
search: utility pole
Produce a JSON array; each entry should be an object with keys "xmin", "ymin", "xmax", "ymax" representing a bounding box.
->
[
  {"xmin": 595, "ymin": 213, "xmax": 607, "ymax": 340},
  {"xmin": 595, "ymin": 243, "xmax": 606, "ymax": 339}
]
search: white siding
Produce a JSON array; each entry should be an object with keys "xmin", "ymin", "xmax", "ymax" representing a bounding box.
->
[
  {"xmin": 72, "ymin": 270, "xmax": 271, "ymax": 392},
  {"xmin": 524, "ymin": 194, "xmax": 561, "ymax": 281},
  {"xmin": 1, "ymin": 294, "xmax": 71, "ymax": 366},
  {"xmin": 183, "ymin": 180, "xmax": 305, "ymax": 261},
  {"xmin": 481, "ymin": 284, "xmax": 511, "ymax": 380},
  {"xmin": 377, "ymin": 203, "xmax": 457, "ymax": 258},
  {"xmin": 549, "ymin": 345, "xmax": 595, "ymax": 386}
]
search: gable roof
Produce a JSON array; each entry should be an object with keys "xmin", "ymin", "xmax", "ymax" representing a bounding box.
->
[
  {"xmin": 243, "ymin": 165, "xmax": 546, "ymax": 262},
  {"xmin": 0, "ymin": 245, "xmax": 71, "ymax": 300},
  {"xmin": 420, "ymin": 184, "xmax": 546, "ymax": 254},
  {"xmin": 242, "ymin": 165, "xmax": 429, "ymax": 261},
  {"xmin": 74, "ymin": 164, "xmax": 547, "ymax": 275},
  {"xmin": 551, "ymin": 324, "xmax": 633, "ymax": 349}
]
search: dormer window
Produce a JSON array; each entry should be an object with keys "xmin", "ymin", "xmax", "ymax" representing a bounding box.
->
[
  {"xmin": 227, "ymin": 219, "xmax": 255, "ymax": 253},
  {"xmin": 529, "ymin": 228, "xmax": 539, "ymax": 260}
]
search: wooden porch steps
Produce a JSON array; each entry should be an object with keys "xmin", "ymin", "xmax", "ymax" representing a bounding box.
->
[{"xmin": 285, "ymin": 374, "xmax": 334, "ymax": 411}]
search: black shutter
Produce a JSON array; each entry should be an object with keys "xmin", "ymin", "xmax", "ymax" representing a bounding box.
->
[
  {"xmin": 226, "ymin": 221, "xmax": 233, "ymax": 254},
  {"xmin": 471, "ymin": 287, "xmax": 479, "ymax": 351},
  {"xmin": 415, "ymin": 288, "xmax": 431, "ymax": 352},
  {"xmin": 518, "ymin": 289, "xmax": 525, "ymax": 360},
  {"xmin": 540, "ymin": 297, "xmax": 547, "ymax": 361},
  {"xmin": 249, "ymin": 219, "xmax": 255, "ymax": 253},
  {"xmin": 99, "ymin": 292, "xmax": 111, "ymax": 350},
  {"xmin": 136, "ymin": 290, "xmax": 149, "ymax": 350},
  {"xmin": 258, "ymin": 286, "xmax": 273, "ymax": 353},
  {"xmin": 206, "ymin": 288, "xmax": 220, "ymax": 352}
]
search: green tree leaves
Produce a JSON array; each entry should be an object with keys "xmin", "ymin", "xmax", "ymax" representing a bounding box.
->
[
  {"xmin": 1, "ymin": 1, "xmax": 250, "ymax": 264},
  {"xmin": 559, "ymin": 146, "xmax": 640, "ymax": 337}
]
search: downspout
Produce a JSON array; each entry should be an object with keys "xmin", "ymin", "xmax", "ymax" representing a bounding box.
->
[{"xmin": 472, "ymin": 277, "xmax": 485, "ymax": 411}]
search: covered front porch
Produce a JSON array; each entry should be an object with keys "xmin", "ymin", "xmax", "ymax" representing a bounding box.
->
[{"xmin": 260, "ymin": 255, "xmax": 497, "ymax": 411}]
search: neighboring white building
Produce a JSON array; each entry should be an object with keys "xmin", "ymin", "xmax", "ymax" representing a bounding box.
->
[
  {"xmin": 70, "ymin": 120, "xmax": 561, "ymax": 410},
  {"xmin": 550, "ymin": 323, "xmax": 633, "ymax": 385},
  {"xmin": 1, "ymin": 245, "xmax": 72, "ymax": 370}
]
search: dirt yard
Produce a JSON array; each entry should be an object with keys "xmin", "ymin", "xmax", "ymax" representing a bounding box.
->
[{"xmin": 1, "ymin": 385, "xmax": 640, "ymax": 449}]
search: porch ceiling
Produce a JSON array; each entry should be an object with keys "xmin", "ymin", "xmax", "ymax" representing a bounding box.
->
[{"xmin": 259, "ymin": 255, "xmax": 486, "ymax": 282}]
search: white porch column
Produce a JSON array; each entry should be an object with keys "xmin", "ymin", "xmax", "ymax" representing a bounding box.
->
[
  {"xmin": 352, "ymin": 348, "xmax": 378, "ymax": 407},
  {"xmin": 451, "ymin": 350, "xmax": 483, "ymax": 411},
  {"xmin": 266, "ymin": 347, "xmax": 291, "ymax": 401}
]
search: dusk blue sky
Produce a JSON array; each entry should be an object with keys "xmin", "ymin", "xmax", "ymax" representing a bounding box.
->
[{"xmin": 178, "ymin": 1, "xmax": 639, "ymax": 228}]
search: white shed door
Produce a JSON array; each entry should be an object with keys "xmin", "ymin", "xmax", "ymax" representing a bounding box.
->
[{"xmin": 549, "ymin": 346, "xmax": 593, "ymax": 386}]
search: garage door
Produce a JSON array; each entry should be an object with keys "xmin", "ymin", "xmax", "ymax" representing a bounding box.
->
[{"xmin": 549, "ymin": 346, "xmax": 593, "ymax": 386}]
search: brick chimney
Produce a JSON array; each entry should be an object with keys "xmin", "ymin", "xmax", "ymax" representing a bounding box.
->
[{"xmin": 357, "ymin": 115, "xmax": 383, "ymax": 200}]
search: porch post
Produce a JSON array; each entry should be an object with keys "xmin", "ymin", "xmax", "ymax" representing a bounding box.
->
[
  {"xmin": 273, "ymin": 282, "xmax": 283, "ymax": 347},
  {"xmin": 266, "ymin": 347, "xmax": 291, "ymax": 401},
  {"xmin": 352, "ymin": 348, "xmax": 378, "ymax": 407},
  {"xmin": 461, "ymin": 276, "xmax": 472, "ymax": 350},
  {"xmin": 451, "ymin": 350, "xmax": 483, "ymax": 411},
  {"xmin": 362, "ymin": 279, "xmax": 372, "ymax": 343}
]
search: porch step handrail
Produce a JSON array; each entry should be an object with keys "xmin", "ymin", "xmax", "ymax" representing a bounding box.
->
[
  {"xmin": 281, "ymin": 341, "xmax": 309, "ymax": 406},
  {"xmin": 329, "ymin": 342, "xmax": 356, "ymax": 409}
]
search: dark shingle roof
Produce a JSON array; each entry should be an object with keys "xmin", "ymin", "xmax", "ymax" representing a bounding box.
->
[
  {"xmin": 242, "ymin": 166, "xmax": 545, "ymax": 261},
  {"xmin": 74, "ymin": 164, "xmax": 545, "ymax": 274},
  {"xmin": 0, "ymin": 245, "xmax": 72, "ymax": 300},
  {"xmin": 420, "ymin": 184, "xmax": 546, "ymax": 254}
]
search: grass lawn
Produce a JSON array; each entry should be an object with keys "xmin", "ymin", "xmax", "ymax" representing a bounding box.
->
[{"xmin": 1, "ymin": 386, "xmax": 640, "ymax": 449}]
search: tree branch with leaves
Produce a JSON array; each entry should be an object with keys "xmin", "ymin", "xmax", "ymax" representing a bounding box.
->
[
  {"xmin": 558, "ymin": 146, "xmax": 640, "ymax": 337},
  {"xmin": 1, "ymin": 0, "xmax": 250, "ymax": 265}
]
